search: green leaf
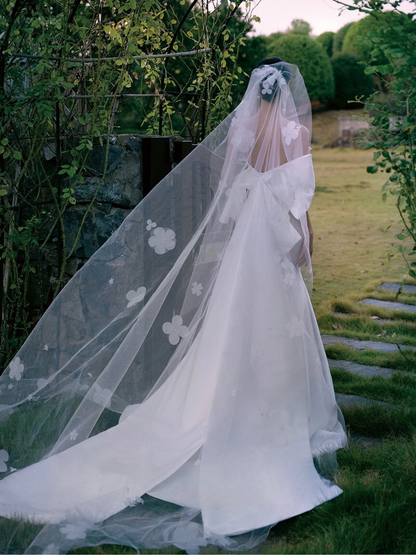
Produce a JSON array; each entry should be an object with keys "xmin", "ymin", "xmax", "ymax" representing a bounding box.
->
[
  {"xmin": 13, "ymin": 150, "xmax": 22, "ymax": 160},
  {"xmin": 367, "ymin": 165, "xmax": 378, "ymax": 174}
]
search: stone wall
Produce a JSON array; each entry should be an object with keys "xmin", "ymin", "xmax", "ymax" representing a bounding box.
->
[
  {"xmin": 28, "ymin": 134, "xmax": 194, "ymax": 313},
  {"xmin": 338, "ymin": 117, "xmax": 369, "ymax": 147}
]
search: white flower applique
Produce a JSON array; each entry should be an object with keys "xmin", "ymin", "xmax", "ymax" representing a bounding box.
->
[
  {"xmin": 69, "ymin": 431, "xmax": 78, "ymax": 441},
  {"xmin": 92, "ymin": 384, "xmax": 112, "ymax": 409},
  {"xmin": 0, "ymin": 449, "xmax": 9, "ymax": 472},
  {"xmin": 59, "ymin": 523, "xmax": 89, "ymax": 540},
  {"xmin": 126, "ymin": 286, "xmax": 146, "ymax": 308},
  {"xmin": 146, "ymin": 219, "xmax": 157, "ymax": 231},
  {"xmin": 148, "ymin": 227, "xmax": 176, "ymax": 255},
  {"xmin": 43, "ymin": 344, "xmax": 49, "ymax": 351},
  {"xmin": 286, "ymin": 316, "xmax": 306, "ymax": 339},
  {"xmin": 230, "ymin": 127, "xmax": 255, "ymax": 154},
  {"xmin": 282, "ymin": 121, "xmax": 301, "ymax": 146},
  {"xmin": 191, "ymin": 282, "xmax": 203, "ymax": 296},
  {"xmin": 108, "ymin": 277, "xmax": 114, "ymax": 285},
  {"xmin": 44, "ymin": 544, "xmax": 58, "ymax": 555},
  {"xmin": 126, "ymin": 496, "xmax": 144, "ymax": 507},
  {"xmin": 162, "ymin": 315, "xmax": 189, "ymax": 345},
  {"xmin": 9, "ymin": 357, "xmax": 24, "ymax": 381},
  {"xmin": 281, "ymin": 257, "xmax": 297, "ymax": 286},
  {"xmin": 37, "ymin": 378, "xmax": 48, "ymax": 389},
  {"xmin": 261, "ymin": 74, "xmax": 277, "ymax": 96}
]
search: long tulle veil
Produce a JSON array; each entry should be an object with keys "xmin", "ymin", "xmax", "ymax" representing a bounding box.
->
[{"xmin": 0, "ymin": 62, "xmax": 332, "ymax": 554}]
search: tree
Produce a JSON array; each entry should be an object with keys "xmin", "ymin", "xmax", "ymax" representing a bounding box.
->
[
  {"xmin": 285, "ymin": 19, "xmax": 312, "ymax": 36},
  {"xmin": 333, "ymin": 0, "xmax": 416, "ymax": 282},
  {"xmin": 342, "ymin": 11, "xmax": 409, "ymax": 63},
  {"xmin": 267, "ymin": 34, "xmax": 335, "ymax": 104},
  {"xmin": 316, "ymin": 31, "xmax": 335, "ymax": 59},
  {"xmin": 234, "ymin": 35, "xmax": 269, "ymax": 103},
  {"xmin": 0, "ymin": 0, "xmax": 257, "ymax": 367},
  {"xmin": 331, "ymin": 53, "xmax": 375, "ymax": 109},
  {"xmin": 333, "ymin": 21, "xmax": 355, "ymax": 54}
]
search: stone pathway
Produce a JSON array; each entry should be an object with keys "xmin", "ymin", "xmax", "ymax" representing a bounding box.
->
[
  {"xmin": 322, "ymin": 334, "xmax": 416, "ymax": 352},
  {"xmin": 335, "ymin": 392, "xmax": 388, "ymax": 408},
  {"xmin": 349, "ymin": 433, "xmax": 383, "ymax": 448},
  {"xmin": 324, "ymin": 282, "xmax": 416, "ymax": 449},
  {"xmin": 380, "ymin": 282, "xmax": 416, "ymax": 294},
  {"xmin": 360, "ymin": 298, "xmax": 416, "ymax": 313},
  {"xmin": 328, "ymin": 359, "xmax": 395, "ymax": 378}
]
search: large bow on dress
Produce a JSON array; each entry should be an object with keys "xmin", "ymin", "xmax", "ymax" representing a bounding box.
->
[{"xmin": 219, "ymin": 154, "xmax": 315, "ymax": 257}]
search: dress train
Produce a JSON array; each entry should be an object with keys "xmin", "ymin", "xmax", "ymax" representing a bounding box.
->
[{"xmin": 0, "ymin": 159, "xmax": 347, "ymax": 542}]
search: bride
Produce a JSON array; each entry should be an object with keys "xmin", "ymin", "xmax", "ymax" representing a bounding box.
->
[{"xmin": 0, "ymin": 58, "xmax": 347, "ymax": 554}]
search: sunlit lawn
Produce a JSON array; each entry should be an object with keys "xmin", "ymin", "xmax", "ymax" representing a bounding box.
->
[{"xmin": 310, "ymin": 147, "xmax": 407, "ymax": 310}]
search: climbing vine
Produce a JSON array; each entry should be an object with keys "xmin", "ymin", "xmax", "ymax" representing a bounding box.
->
[{"xmin": 0, "ymin": 0, "xmax": 258, "ymax": 369}]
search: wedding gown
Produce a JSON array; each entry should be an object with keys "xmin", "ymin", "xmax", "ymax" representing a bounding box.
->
[{"xmin": 0, "ymin": 62, "xmax": 347, "ymax": 554}]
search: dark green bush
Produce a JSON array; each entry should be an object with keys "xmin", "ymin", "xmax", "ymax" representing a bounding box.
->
[
  {"xmin": 333, "ymin": 22, "xmax": 355, "ymax": 54},
  {"xmin": 234, "ymin": 35, "xmax": 270, "ymax": 103},
  {"xmin": 316, "ymin": 31, "xmax": 335, "ymax": 58},
  {"xmin": 267, "ymin": 34, "xmax": 335, "ymax": 104},
  {"xmin": 331, "ymin": 53, "xmax": 375, "ymax": 108}
]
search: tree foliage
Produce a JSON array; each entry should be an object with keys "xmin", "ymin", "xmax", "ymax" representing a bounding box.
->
[
  {"xmin": 334, "ymin": 0, "xmax": 416, "ymax": 282},
  {"xmin": 234, "ymin": 34, "xmax": 269, "ymax": 103},
  {"xmin": 285, "ymin": 18, "xmax": 312, "ymax": 36},
  {"xmin": 267, "ymin": 34, "xmax": 334, "ymax": 104},
  {"xmin": 342, "ymin": 11, "xmax": 409, "ymax": 64},
  {"xmin": 331, "ymin": 53, "xmax": 375, "ymax": 109},
  {"xmin": 316, "ymin": 31, "xmax": 335, "ymax": 58},
  {"xmin": 0, "ymin": 0, "xmax": 256, "ymax": 367},
  {"xmin": 333, "ymin": 21, "xmax": 355, "ymax": 54}
]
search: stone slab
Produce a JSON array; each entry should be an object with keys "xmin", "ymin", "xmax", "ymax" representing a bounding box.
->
[
  {"xmin": 322, "ymin": 334, "xmax": 416, "ymax": 353},
  {"xmin": 349, "ymin": 433, "xmax": 383, "ymax": 449},
  {"xmin": 360, "ymin": 298, "xmax": 416, "ymax": 313},
  {"xmin": 335, "ymin": 392, "xmax": 388, "ymax": 408},
  {"xmin": 328, "ymin": 359, "xmax": 394, "ymax": 378},
  {"xmin": 380, "ymin": 282, "xmax": 416, "ymax": 294}
]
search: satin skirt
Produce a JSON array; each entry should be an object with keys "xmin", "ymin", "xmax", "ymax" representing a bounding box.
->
[{"xmin": 0, "ymin": 180, "xmax": 347, "ymax": 540}]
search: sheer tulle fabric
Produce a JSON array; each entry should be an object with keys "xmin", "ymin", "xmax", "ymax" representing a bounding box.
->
[{"xmin": 0, "ymin": 63, "xmax": 347, "ymax": 554}]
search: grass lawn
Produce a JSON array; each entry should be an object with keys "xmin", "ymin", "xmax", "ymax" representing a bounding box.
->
[
  {"xmin": 309, "ymin": 147, "xmax": 407, "ymax": 311},
  {"xmin": 2, "ymin": 144, "xmax": 416, "ymax": 554}
]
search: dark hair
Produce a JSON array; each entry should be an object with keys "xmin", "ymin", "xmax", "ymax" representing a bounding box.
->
[{"xmin": 256, "ymin": 57, "xmax": 291, "ymax": 103}]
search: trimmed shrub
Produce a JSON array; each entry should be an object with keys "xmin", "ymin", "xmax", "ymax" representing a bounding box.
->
[
  {"xmin": 316, "ymin": 31, "xmax": 335, "ymax": 58},
  {"xmin": 267, "ymin": 34, "xmax": 335, "ymax": 104},
  {"xmin": 333, "ymin": 22, "xmax": 355, "ymax": 54},
  {"xmin": 331, "ymin": 53, "xmax": 375, "ymax": 109},
  {"xmin": 342, "ymin": 11, "xmax": 409, "ymax": 63}
]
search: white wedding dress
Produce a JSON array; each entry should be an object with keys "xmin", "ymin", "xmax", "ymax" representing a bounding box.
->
[{"xmin": 0, "ymin": 63, "xmax": 347, "ymax": 554}]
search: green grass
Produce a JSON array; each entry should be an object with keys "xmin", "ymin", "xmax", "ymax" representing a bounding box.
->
[
  {"xmin": 262, "ymin": 436, "xmax": 416, "ymax": 554},
  {"xmin": 310, "ymin": 148, "xmax": 409, "ymax": 311},
  {"xmin": 325, "ymin": 343, "xmax": 416, "ymax": 373},
  {"xmin": 318, "ymin": 313, "xmax": 416, "ymax": 347},
  {"xmin": 331, "ymin": 367, "xmax": 416, "ymax": 407}
]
